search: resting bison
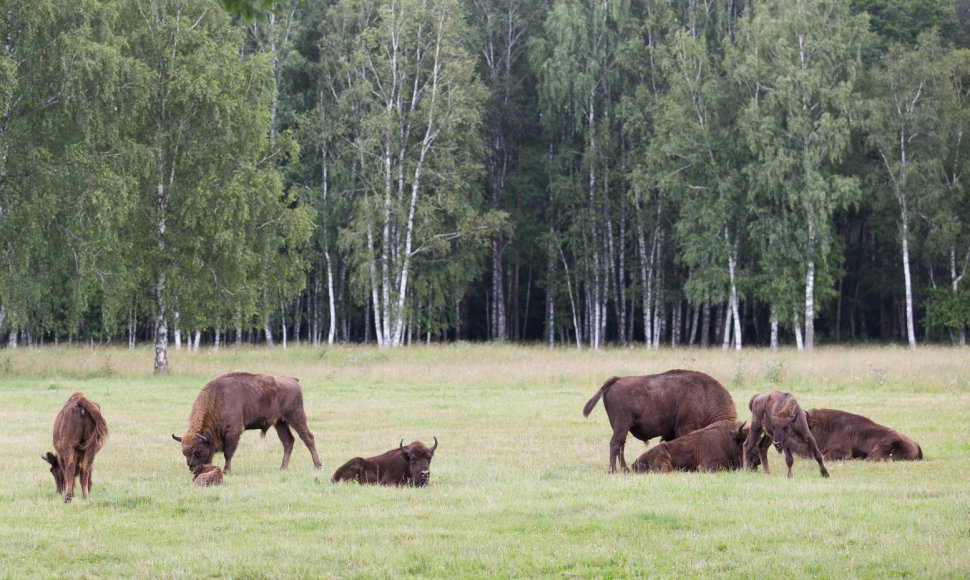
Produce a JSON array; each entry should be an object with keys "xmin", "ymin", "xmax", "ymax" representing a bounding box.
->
[
  {"xmin": 743, "ymin": 390, "xmax": 829, "ymax": 478},
  {"xmin": 332, "ymin": 438, "xmax": 438, "ymax": 487},
  {"xmin": 172, "ymin": 371, "xmax": 322, "ymax": 473},
  {"xmin": 583, "ymin": 370, "xmax": 737, "ymax": 473},
  {"xmin": 42, "ymin": 392, "xmax": 109, "ymax": 502},
  {"xmin": 192, "ymin": 464, "xmax": 224, "ymax": 487},
  {"xmin": 632, "ymin": 420, "xmax": 752, "ymax": 473},
  {"xmin": 788, "ymin": 408, "xmax": 923, "ymax": 461}
]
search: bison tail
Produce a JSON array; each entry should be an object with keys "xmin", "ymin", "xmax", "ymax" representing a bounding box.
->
[
  {"xmin": 583, "ymin": 376, "xmax": 620, "ymax": 418},
  {"xmin": 76, "ymin": 396, "xmax": 109, "ymax": 451}
]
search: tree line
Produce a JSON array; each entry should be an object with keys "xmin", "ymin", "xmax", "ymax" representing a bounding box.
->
[{"xmin": 2, "ymin": 0, "xmax": 969, "ymax": 370}]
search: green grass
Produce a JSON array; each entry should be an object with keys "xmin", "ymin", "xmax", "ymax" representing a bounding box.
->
[{"xmin": 1, "ymin": 344, "xmax": 968, "ymax": 578}]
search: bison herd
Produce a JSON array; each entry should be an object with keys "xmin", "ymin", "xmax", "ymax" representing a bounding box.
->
[{"xmin": 42, "ymin": 368, "xmax": 922, "ymax": 502}]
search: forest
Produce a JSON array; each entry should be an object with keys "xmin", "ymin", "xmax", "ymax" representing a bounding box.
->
[{"xmin": 2, "ymin": 0, "xmax": 970, "ymax": 370}]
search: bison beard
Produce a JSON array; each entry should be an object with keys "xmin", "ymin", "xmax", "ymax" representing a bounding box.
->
[
  {"xmin": 743, "ymin": 391, "xmax": 829, "ymax": 478},
  {"xmin": 583, "ymin": 370, "xmax": 737, "ymax": 473},
  {"xmin": 43, "ymin": 392, "xmax": 109, "ymax": 502},
  {"xmin": 632, "ymin": 420, "xmax": 751, "ymax": 473},
  {"xmin": 788, "ymin": 408, "xmax": 923, "ymax": 461},
  {"xmin": 172, "ymin": 371, "xmax": 323, "ymax": 473},
  {"xmin": 332, "ymin": 438, "xmax": 438, "ymax": 487}
]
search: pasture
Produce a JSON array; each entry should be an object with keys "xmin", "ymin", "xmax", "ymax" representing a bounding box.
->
[{"xmin": 1, "ymin": 344, "xmax": 968, "ymax": 578}]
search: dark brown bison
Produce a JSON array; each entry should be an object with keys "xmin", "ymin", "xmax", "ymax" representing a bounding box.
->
[
  {"xmin": 332, "ymin": 438, "xmax": 438, "ymax": 487},
  {"xmin": 172, "ymin": 371, "xmax": 322, "ymax": 473},
  {"xmin": 743, "ymin": 390, "xmax": 829, "ymax": 478},
  {"xmin": 583, "ymin": 370, "xmax": 738, "ymax": 473},
  {"xmin": 632, "ymin": 420, "xmax": 752, "ymax": 473},
  {"xmin": 42, "ymin": 392, "xmax": 108, "ymax": 502},
  {"xmin": 787, "ymin": 408, "xmax": 923, "ymax": 461},
  {"xmin": 192, "ymin": 464, "xmax": 224, "ymax": 487}
]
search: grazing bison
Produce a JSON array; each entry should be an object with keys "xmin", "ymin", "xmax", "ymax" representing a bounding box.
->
[
  {"xmin": 583, "ymin": 370, "xmax": 737, "ymax": 473},
  {"xmin": 788, "ymin": 408, "xmax": 923, "ymax": 461},
  {"xmin": 632, "ymin": 420, "xmax": 753, "ymax": 473},
  {"xmin": 743, "ymin": 391, "xmax": 829, "ymax": 478},
  {"xmin": 192, "ymin": 464, "xmax": 224, "ymax": 487},
  {"xmin": 172, "ymin": 371, "xmax": 323, "ymax": 473},
  {"xmin": 42, "ymin": 392, "xmax": 109, "ymax": 502},
  {"xmin": 332, "ymin": 438, "xmax": 438, "ymax": 487}
]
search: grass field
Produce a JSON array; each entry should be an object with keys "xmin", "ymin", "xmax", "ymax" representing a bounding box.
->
[{"xmin": 1, "ymin": 344, "xmax": 968, "ymax": 578}]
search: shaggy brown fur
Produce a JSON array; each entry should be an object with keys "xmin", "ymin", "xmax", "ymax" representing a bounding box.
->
[
  {"xmin": 172, "ymin": 371, "xmax": 322, "ymax": 473},
  {"xmin": 788, "ymin": 408, "xmax": 923, "ymax": 461},
  {"xmin": 632, "ymin": 420, "xmax": 756, "ymax": 473},
  {"xmin": 743, "ymin": 391, "xmax": 829, "ymax": 478},
  {"xmin": 192, "ymin": 464, "xmax": 224, "ymax": 487},
  {"xmin": 332, "ymin": 438, "xmax": 438, "ymax": 487},
  {"xmin": 583, "ymin": 370, "xmax": 737, "ymax": 473},
  {"xmin": 42, "ymin": 392, "xmax": 108, "ymax": 502}
]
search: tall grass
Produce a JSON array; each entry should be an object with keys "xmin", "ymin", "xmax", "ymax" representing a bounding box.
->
[{"xmin": 1, "ymin": 344, "xmax": 968, "ymax": 578}]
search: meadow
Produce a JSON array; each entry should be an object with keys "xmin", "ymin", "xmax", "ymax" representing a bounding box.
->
[{"xmin": 1, "ymin": 344, "xmax": 968, "ymax": 578}]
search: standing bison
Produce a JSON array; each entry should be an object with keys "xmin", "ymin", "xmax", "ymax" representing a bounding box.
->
[
  {"xmin": 789, "ymin": 408, "xmax": 923, "ymax": 461},
  {"xmin": 332, "ymin": 438, "xmax": 438, "ymax": 487},
  {"xmin": 743, "ymin": 390, "xmax": 829, "ymax": 478},
  {"xmin": 172, "ymin": 371, "xmax": 322, "ymax": 473},
  {"xmin": 42, "ymin": 392, "xmax": 109, "ymax": 502},
  {"xmin": 582, "ymin": 370, "xmax": 737, "ymax": 473},
  {"xmin": 632, "ymin": 420, "xmax": 751, "ymax": 473}
]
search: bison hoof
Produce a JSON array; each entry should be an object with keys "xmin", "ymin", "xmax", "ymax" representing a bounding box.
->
[{"xmin": 821, "ymin": 470, "xmax": 830, "ymax": 478}]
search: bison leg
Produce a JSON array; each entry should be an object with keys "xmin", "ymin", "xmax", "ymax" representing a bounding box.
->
[
  {"xmin": 285, "ymin": 410, "xmax": 323, "ymax": 469},
  {"xmin": 609, "ymin": 428, "xmax": 630, "ymax": 473},
  {"xmin": 795, "ymin": 417, "xmax": 829, "ymax": 478},
  {"xmin": 275, "ymin": 422, "xmax": 295, "ymax": 470},
  {"xmin": 743, "ymin": 424, "xmax": 769, "ymax": 473},
  {"xmin": 222, "ymin": 428, "xmax": 243, "ymax": 473},
  {"xmin": 61, "ymin": 455, "xmax": 78, "ymax": 503},
  {"xmin": 784, "ymin": 447, "xmax": 795, "ymax": 478}
]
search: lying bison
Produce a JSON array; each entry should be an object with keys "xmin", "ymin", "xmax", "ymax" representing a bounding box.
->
[
  {"xmin": 172, "ymin": 371, "xmax": 322, "ymax": 473},
  {"xmin": 332, "ymin": 438, "xmax": 438, "ymax": 487},
  {"xmin": 744, "ymin": 390, "xmax": 829, "ymax": 478},
  {"xmin": 632, "ymin": 420, "xmax": 752, "ymax": 473},
  {"xmin": 42, "ymin": 392, "xmax": 109, "ymax": 502},
  {"xmin": 192, "ymin": 464, "xmax": 224, "ymax": 487},
  {"xmin": 788, "ymin": 408, "xmax": 923, "ymax": 461},
  {"xmin": 583, "ymin": 370, "xmax": 737, "ymax": 473}
]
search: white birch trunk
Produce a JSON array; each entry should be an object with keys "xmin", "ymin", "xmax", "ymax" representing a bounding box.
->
[
  {"xmin": 804, "ymin": 220, "xmax": 816, "ymax": 351},
  {"xmin": 793, "ymin": 308, "xmax": 804, "ymax": 351},
  {"xmin": 770, "ymin": 308, "xmax": 779, "ymax": 351},
  {"xmin": 900, "ymin": 197, "xmax": 916, "ymax": 349}
]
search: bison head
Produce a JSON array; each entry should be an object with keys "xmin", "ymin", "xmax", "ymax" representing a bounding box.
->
[
  {"xmin": 766, "ymin": 412, "xmax": 798, "ymax": 453},
  {"xmin": 41, "ymin": 452, "xmax": 65, "ymax": 494},
  {"xmin": 172, "ymin": 432, "xmax": 214, "ymax": 472},
  {"xmin": 400, "ymin": 437, "xmax": 437, "ymax": 487}
]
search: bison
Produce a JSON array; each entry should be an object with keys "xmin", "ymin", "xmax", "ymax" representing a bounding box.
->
[
  {"xmin": 42, "ymin": 392, "xmax": 109, "ymax": 502},
  {"xmin": 332, "ymin": 438, "xmax": 438, "ymax": 487},
  {"xmin": 172, "ymin": 371, "xmax": 322, "ymax": 474},
  {"xmin": 743, "ymin": 390, "xmax": 829, "ymax": 478},
  {"xmin": 583, "ymin": 370, "xmax": 738, "ymax": 473},
  {"xmin": 788, "ymin": 408, "xmax": 923, "ymax": 461},
  {"xmin": 632, "ymin": 420, "xmax": 752, "ymax": 473},
  {"xmin": 192, "ymin": 464, "xmax": 224, "ymax": 487}
]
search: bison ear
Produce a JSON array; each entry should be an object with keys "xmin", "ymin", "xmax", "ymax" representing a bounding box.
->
[
  {"xmin": 789, "ymin": 413, "xmax": 797, "ymax": 424},
  {"xmin": 172, "ymin": 434, "xmax": 183, "ymax": 443}
]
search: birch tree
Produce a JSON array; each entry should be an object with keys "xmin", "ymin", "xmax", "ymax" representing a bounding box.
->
[
  {"xmin": 733, "ymin": 0, "xmax": 865, "ymax": 350},
  {"xmin": 323, "ymin": 0, "xmax": 493, "ymax": 347}
]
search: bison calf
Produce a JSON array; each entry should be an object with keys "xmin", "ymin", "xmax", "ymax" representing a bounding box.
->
[
  {"xmin": 583, "ymin": 370, "xmax": 737, "ymax": 473},
  {"xmin": 332, "ymin": 438, "xmax": 438, "ymax": 487},
  {"xmin": 192, "ymin": 464, "xmax": 224, "ymax": 487},
  {"xmin": 632, "ymin": 420, "xmax": 750, "ymax": 473},
  {"xmin": 42, "ymin": 392, "xmax": 109, "ymax": 502},
  {"xmin": 789, "ymin": 408, "xmax": 923, "ymax": 461},
  {"xmin": 744, "ymin": 391, "xmax": 829, "ymax": 478}
]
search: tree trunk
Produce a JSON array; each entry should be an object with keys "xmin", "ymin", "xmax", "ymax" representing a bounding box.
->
[
  {"xmin": 900, "ymin": 196, "xmax": 917, "ymax": 349},
  {"xmin": 770, "ymin": 308, "xmax": 779, "ymax": 351},
  {"xmin": 805, "ymin": 220, "xmax": 816, "ymax": 351},
  {"xmin": 154, "ymin": 274, "xmax": 169, "ymax": 375}
]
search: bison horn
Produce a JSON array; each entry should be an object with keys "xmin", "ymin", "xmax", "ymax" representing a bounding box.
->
[
  {"xmin": 172, "ymin": 434, "xmax": 183, "ymax": 442},
  {"xmin": 41, "ymin": 453, "xmax": 50, "ymax": 464},
  {"xmin": 195, "ymin": 433, "xmax": 209, "ymax": 444},
  {"xmin": 430, "ymin": 436, "xmax": 438, "ymax": 454},
  {"xmin": 738, "ymin": 421, "xmax": 748, "ymax": 435}
]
